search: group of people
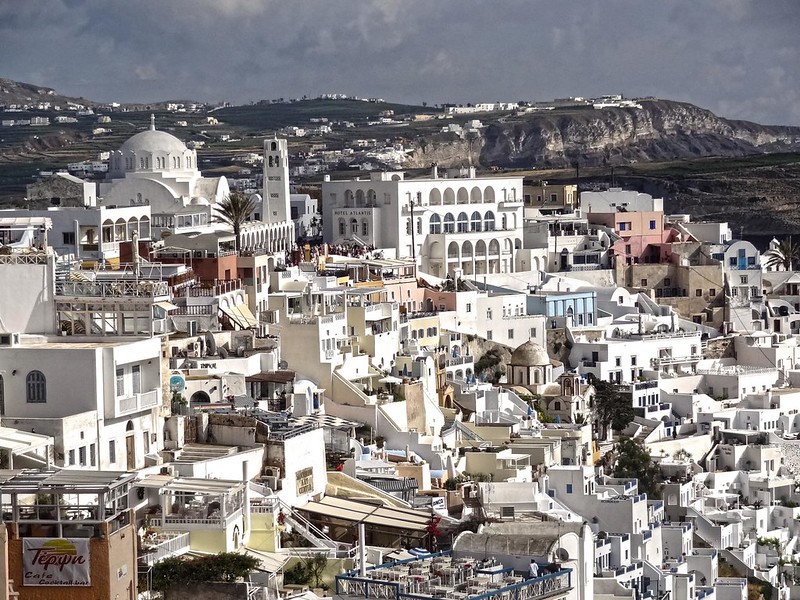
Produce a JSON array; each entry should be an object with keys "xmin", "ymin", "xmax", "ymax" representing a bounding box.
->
[
  {"xmin": 528, "ymin": 559, "xmax": 560, "ymax": 579},
  {"xmin": 285, "ymin": 242, "xmax": 382, "ymax": 267}
]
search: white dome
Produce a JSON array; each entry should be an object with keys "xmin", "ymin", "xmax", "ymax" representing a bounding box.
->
[{"xmin": 120, "ymin": 129, "xmax": 188, "ymax": 156}]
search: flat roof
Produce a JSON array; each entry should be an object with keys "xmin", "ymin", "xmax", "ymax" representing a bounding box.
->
[
  {"xmin": 137, "ymin": 474, "xmax": 245, "ymax": 495},
  {"xmin": 0, "ymin": 468, "xmax": 134, "ymax": 492},
  {"xmin": 0, "ymin": 427, "xmax": 54, "ymax": 454}
]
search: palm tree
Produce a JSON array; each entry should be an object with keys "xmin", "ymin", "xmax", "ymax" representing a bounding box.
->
[
  {"xmin": 214, "ymin": 192, "xmax": 258, "ymax": 253},
  {"xmin": 764, "ymin": 237, "xmax": 800, "ymax": 271}
]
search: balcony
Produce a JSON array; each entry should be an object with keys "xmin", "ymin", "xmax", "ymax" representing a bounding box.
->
[
  {"xmin": 57, "ymin": 279, "xmax": 169, "ymax": 298},
  {"xmin": 116, "ymin": 389, "xmax": 160, "ymax": 417},
  {"xmin": 149, "ymin": 506, "xmax": 243, "ymax": 530},
  {"xmin": 189, "ymin": 279, "xmax": 243, "ymax": 296},
  {"xmin": 139, "ymin": 531, "xmax": 191, "ymax": 566}
]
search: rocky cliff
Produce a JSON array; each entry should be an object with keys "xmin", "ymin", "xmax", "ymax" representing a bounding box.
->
[{"xmin": 407, "ymin": 100, "xmax": 800, "ymax": 169}]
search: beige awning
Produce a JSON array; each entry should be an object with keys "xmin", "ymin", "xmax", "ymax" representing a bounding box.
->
[
  {"xmin": 219, "ymin": 304, "xmax": 246, "ymax": 329},
  {"xmin": 297, "ymin": 496, "xmax": 430, "ymax": 531},
  {"xmin": 155, "ymin": 301, "xmax": 179, "ymax": 311},
  {"xmin": 233, "ymin": 303, "xmax": 258, "ymax": 328}
]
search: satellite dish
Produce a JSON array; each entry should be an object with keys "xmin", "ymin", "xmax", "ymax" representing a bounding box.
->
[
  {"xmin": 554, "ymin": 548, "xmax": 570, "ymax": 561},
  {"xmin": 278, "ymin": 360, "xmax": 289, "ymax": 370}
]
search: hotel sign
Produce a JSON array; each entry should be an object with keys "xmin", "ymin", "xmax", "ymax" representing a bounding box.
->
[{"xmin": 23, "ymin": 538, "xmax": 91, "ymax": 586}]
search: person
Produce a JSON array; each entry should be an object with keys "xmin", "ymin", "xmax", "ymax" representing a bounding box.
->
[{"xmin": 528, "ymin": 559, "xmax": 539, "ymax": 578}]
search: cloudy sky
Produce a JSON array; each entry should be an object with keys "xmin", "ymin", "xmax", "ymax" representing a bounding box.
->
[{"xmin": 2, "ymin": 0, "xmax": 799, "ymax": 125}]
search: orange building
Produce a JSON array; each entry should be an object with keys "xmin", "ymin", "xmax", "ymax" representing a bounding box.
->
[{"xmin": 1, "ymin": 470, "xmax": 137, "ymax": 600}]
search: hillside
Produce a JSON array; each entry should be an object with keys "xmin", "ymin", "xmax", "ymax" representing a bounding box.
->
[{"xmin": 407, "ymin": 100, "xmax": 800, "ymax": 169}]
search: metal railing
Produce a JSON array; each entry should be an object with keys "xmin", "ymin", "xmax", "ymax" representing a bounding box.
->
[
  {"xmin": 57, "ymin": 279, "xmax": 169, "ymax": 298},
  {"xmin": 140, "ymin": 531, "xmax": 191, "ymax": 566}
]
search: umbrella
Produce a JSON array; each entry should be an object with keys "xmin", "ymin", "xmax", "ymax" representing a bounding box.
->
[{"xmin": 379, "ymin": 375, "xmax": 403, "ymax": 385}]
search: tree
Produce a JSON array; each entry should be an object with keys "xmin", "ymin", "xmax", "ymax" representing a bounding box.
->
[
  {"xmin": 764, "ymin": 237, "xmax": 800, "ymax": 271},
  {"xmin": 613, "ymin": 437, "xmax": 662, "ymax": 499},
  {"xmin": 589, "ymin": 375, "xmax": 634, "ymax": 438},
  {"xmin": 214, "ymin": 191, "xmax": 258, "ymax": 253}
]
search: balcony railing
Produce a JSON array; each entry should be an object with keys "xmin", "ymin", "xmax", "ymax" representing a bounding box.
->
[
  {"xmin": 139, "ymin": 531, "xmax": 191, "ymax": 566},
  {"xmin": 57, "ymin": 280, "xmax": 169, "ymax": 298},
  {"xmin": 0, "ymin": 252, "xmax": 50, "ymax": 265},
  {"xmin": 117, "ymin": 389, "xmax": 160, "ymax": 417}
]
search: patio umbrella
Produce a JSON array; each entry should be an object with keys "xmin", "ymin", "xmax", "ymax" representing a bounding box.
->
[{"xmin": 379, "ymin": 375, "xmax": 403, "ymax": 385}]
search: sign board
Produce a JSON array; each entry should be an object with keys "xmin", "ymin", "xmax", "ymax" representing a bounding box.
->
[
  {"xmin": 169, "ymin": 374, "xmax": 186, "ymax": 392},
  {"xmin": 23, "ymin": 538, "xmax": 91, "ymax": 586}
]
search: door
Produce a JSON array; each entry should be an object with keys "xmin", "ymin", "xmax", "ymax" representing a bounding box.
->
[{"xmin": 126, "ymin": 434, "xmax": 136, "ymax": 470}]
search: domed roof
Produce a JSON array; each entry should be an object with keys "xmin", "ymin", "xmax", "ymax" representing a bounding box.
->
[
  {"xmin": 510, "ymin": 340, "xmax": 550, "ymax": 366},
  {"xmin": 119, "ymin": 115, "xmax": 187, "ymax": 155}
]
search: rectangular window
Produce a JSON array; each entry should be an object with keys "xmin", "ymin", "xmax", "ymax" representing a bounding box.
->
[
  {"xmin": 530, "ymin": 328, "xmax": 537, "ymax": 337},
  {"xmin": 116, "ymin": 368, "xmax": 125, "ymax": 397},
  {"xmin": 296, "ymin": 467, "xmax": 314, "ymax": 495},
  {"xmin": 649, "ymin": 220, "xmax": 656, "ymax": 229},
  {"xmin": 615, "ymin": 357, "xmax": 621, "ymax": 367},
  {"xmin": 625, "ymin": 244, "xmax": 632, "ymax": 254},
  {"xmin": 109, "ymin": 440, "xmax": 116, "ymax": 464},
  {"xmin": 740, "ymin": 275, "xmax": 748, "ymax": 284},
  {"xmin": 729, "ymin": 257, "xmax": 737, "ymax": 266},
  {"xmin": 68, "ymin": 449, "xmax": 75, "ymax": 466},
  {"xmin": 508, "ymin": 329, "xmax": 514, "ymax": 339},
  {"xmin": 566, "ymin": 484, "xmax": 573, "ymax": 494},
  {"xmin": 63, "ymin": 232, "xmax": 76, "ymax": 245},
  {"xmin": 641, "ymin": 279, "xmax": 647, "ymax": 287},
  {"xmin": 664, "ymin": 278, "xmax": 671, "ymax": 286},
  {"xmin": 466, "ymin": 303, "xmax": 472, "ymax": 312},
  {"xmin": 619, "ymin": 222, "xmax": 627, "ymax": 231},
  {"xmin": 132, "ymin": 365, "xmax": 141, "ymax": 395},
  {"xmin": 709, "ymin": 289, "xmax": 716, "ymax": 296},
  {"xmin": 487, "ymin": 330, "xmax": 492, "ymax": 340},
  {"xmin": 90, "ymin": 443, "xmax": 96, "ymax": 467},
  {"xmin": 79, "ymin": 446, "xmax": 86, "ymax": 466},
  {"xmin": 696, "ymin": 289, "xmax": 702, "ymax": 297},
  {"xmin": 631, "ymin": 356, "xmax": 637, "ymax": 366}
]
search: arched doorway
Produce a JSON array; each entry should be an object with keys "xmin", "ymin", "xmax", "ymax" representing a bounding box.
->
[
  {"xmin": 125, "ymin": 421, "xmax": 136, "ymax": 470},
  {"xmin": 191, "ymin": 391, "xmax": 211, "ymax": 404}
]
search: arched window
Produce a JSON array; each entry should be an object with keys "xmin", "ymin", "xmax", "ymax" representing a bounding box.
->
[
  {"xmin": 362, "ymin": 220, "xmax": 369, "ymax": 236},
  {"xmin": 351, "ymin": 219, "xmax": 358, "ymax": 234},
  {"xmin": 457, "ymin": 212, "xmax": 468, "ymax": 233},
  {"xmin": 470, "ymin": 211, "xmax": 482, "ymax": 232},
  {"xmin": 26, "ymin": 370, "xmax": 46, "ymax": 403},
  {"xmin": 484, "ymin": 211, "xmax": 495, "ymax": 231},
  {"xmin": 443, "ymin": 214, "xmax": 455, "ymax": 234},
  {"xmin": 429, "ymin": 214, "xmax": 442, "ymax": 234},
  {"xmin": 339, "ymin": 219, "xmax": 346, "ymax": 235}
]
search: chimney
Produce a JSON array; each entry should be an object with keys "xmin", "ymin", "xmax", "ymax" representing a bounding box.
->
[{"xmin": 431, "ymin": 163, "xmax": 438, "ymax": 179}]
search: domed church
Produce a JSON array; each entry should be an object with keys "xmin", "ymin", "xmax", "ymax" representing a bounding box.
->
[{"xmin": 97, "ymin": 115, "xmax": 230, "ymax": 239}]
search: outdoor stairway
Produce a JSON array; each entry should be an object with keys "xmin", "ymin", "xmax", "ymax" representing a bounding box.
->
[{"xmin": 277, "ymin": 499, "xmax": 338, "ymax": 551}]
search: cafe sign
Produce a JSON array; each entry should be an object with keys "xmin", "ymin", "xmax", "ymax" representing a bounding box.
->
[{"xmin": 23, "ymin": 538, "xmax": 91, "ymax": 586}]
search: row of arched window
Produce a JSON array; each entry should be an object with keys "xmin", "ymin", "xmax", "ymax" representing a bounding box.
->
[
  {"xmin": 430, "ymin": 211, "xmax": 497, "ymax": 234},
  {"xmin": 120, "ymin": 155, "xmax": 191, "ymax": 170}
]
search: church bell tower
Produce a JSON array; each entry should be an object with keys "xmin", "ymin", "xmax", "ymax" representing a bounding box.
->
[{"xmin": 263, "ymin": 137, "xmax": 290, "ymax": 224}]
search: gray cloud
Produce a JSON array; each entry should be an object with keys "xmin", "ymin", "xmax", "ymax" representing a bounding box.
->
[{"xmin": 1, "ymin": 0, "xmax": 799, "ymax": 125}]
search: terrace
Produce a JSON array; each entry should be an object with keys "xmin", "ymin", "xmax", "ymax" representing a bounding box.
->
[{"xmin": 336, "ymin": 552, "xmax": 572, "ymax": 600}]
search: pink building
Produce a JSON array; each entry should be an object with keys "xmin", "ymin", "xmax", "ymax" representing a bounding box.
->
[{"xmin": 588, "ymin": 210, "xmax": 668, "ymax": 265}]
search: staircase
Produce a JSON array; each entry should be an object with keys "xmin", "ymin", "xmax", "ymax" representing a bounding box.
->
[{"xmin": 277, "ymin": 499, "xmax": 339, "ymax": 551}]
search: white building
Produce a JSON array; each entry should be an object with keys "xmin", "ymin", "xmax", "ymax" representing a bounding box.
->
[{"xmin": 322, "ymin": 167, "xmax": 524, "ymax": 277}]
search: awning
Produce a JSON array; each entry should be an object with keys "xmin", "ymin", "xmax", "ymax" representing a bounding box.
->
[
  {"xmin": 246, "ymin": 370, "xmax": 296, "ymax": 384},
  {"xmin": 297, "ymin": 496, "xmax": 431, "ymax": 531},
  {"xmin": 234, "ymin": 303, "xmax": 258, "ymax": 327},
  {"xmin": 155, "ymin": 301, "xmax": 179, "ymax": 311},
  {"xmin": 0, "ymin": 426, "xmax": 54, "ymax": 455},
  {"xmin": 219, "ymin": 304, "xmax": 256, "ymax": 329}
]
